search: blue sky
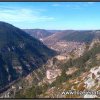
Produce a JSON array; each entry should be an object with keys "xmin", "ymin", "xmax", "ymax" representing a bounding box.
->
[{"xmin": 0, "ymin": 2, "xmax": 100, "ymax": 30}]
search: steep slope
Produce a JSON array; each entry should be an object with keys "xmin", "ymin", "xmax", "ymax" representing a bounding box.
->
[
  {"xmin": 23, "ymin": 29, "xmax": 54, "ymax": 40},
  {"xmin": 0, "ymin": 21, "xmax": 56, "ymax": 90},
  {"xmin": 13, "ymin": 39, "xmax": 100, "ymax": 98},
  {"xmin": 39, "ymin": 39, "xmax": 100, "ymax": 98}
]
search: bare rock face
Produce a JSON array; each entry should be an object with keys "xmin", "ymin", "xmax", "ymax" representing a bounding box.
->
[
  {"xmin": 89, "ymin": 38, "xmax": 100, "ymax": 50},
  {"xmin": 46, "ymin": 69, "xmax": 61, "ymax": 79},
  {"xmin": 73, "ymin": 43, "xmax": 86, "ymax": 57},
  {"xmin": 66, "ymin": 67, "xmax": 78, "ymax": 75},
  {"xmin": 96, "ymin": 53, "xmax": 100, "ymax": 60},
  {"xmin": 55, "ymin": 55, "xmax": 67, "ymax": 61},
  {"xmin": 44, "ymin": 57, "xmax": 62, "ymax": 84}
]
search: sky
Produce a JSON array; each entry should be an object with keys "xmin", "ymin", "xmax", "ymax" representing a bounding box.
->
[{"xmin": 0, "ymin": 2, "xmax": 100, "ymax": 30}]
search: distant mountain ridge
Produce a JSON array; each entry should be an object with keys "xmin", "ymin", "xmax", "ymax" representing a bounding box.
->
[
  {"xmin": 24, "ymin": 29, "xmax": 100, "ymax": 45},
  {"xmin": 43, "ymin": 30, "xmax": 100, "ymax": 44},
  {"xmin": 42, "ymin": 30, "xmax": 100, "ymax": 49},
  {"xmin": 23, "ymin": 29, "xmax": 54, "ymax": 40}
]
